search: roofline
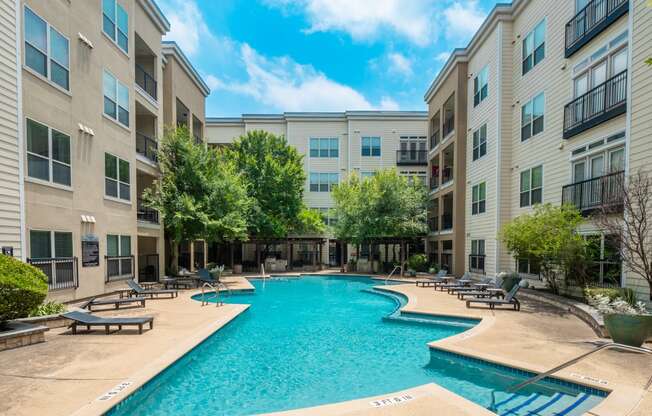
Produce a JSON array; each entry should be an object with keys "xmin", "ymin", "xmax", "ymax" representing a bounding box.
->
[
  {"xmin": 162, "ymin": 41, "xmax": 211, "ymax": 97},
  {"xmin": 424, "ymin": 1, "xmax": 521, "ymax": 102},
  {"xmin": 139, "ymin": 0, "xmax": 171, "ymax": 34},
  {"xmin": 206, "ymin": 111, "xmax": 428, "ymax": 125}
]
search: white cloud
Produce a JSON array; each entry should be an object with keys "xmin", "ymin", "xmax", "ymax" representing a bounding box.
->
[
  {"xmin": 443, "ymin": 1, "xmax": 486, "ymax": 42},
  {"xmin": 436, "ymin": 52, "xmax": 451, "ymax": 63},
  {"xmin": 157, "ymin": 0, "xmax": 209, "ymax": 57},
  {"xmin": 265, "ymin": 0, "xmax": 436, "ymax": 46},
  {"xmin": 387, "ymin": 53, "xmax": 413, "ymax": 77},
  {"xmin": 212, "ymin": 44, "xmax": 399, "ymax": 112}
]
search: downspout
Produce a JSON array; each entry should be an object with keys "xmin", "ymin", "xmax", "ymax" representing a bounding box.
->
[{"xmin": 494, "ymin": 21, "xmax": 504, "ymax": 274}]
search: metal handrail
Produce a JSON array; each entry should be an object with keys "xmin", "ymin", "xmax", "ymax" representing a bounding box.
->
[
  {"xmin": 201, "ymin": 282, "xmax": 222, "ymax": 307},
  {"xmin": 565, "ymin": 0, "xmax": 628, "ymax": 52},
  {"xmin": 384, "ymin": 265, "xmax": 401, "ymax": 284},
  {"xmin": 507, "ymin": 342, "xmax": 652, "ymax": 394}
]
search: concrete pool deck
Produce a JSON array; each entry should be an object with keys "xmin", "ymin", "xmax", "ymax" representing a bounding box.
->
[{"xmin": 0, "ymin": 272, "xmax": 650, "ymax": 416}]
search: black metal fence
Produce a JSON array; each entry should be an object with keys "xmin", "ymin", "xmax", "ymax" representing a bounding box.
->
[
  {"xmin": 138, "ymin": 254, "xmax": 159, "ymax": 282},
  {"xmin": 137, "ymin": 198, "xmax": 159, "ymax": 224},
  {"xmin": 135, "ymin": 64, "xmax": 157, "ymax": 100},
  {"xmin": 27, "ymin": 257, "xmax": 78, "ymax": 291},
  {"xmin": 136, "ymin": 132, "xmax": 158, "ymax": 163},
  {"xmin": 565, "ymin": 0, "xmax": 628, "ymax": 56},
  {"xmin": 105, "ymin": 255, "xmax": 134, "ymax": 282},
  {"xmin": 561, "ymin": 170, "xmax": 624, "ymax": 215}
]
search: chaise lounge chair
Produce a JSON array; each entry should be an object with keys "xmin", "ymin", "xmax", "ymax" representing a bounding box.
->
[
  {"xmin": 415, "ymin": 269, "xmax": 448, "ymax": 287},
  {"xmin": 127, "ymin": 280, "xmax": 178, "ymax": 299},
  {"xmin": 79, "ymin": 296, "xmax": 146, "ymax": 311},
  {"xmin": 63, "ymin": 311, "xmax": 154, "ymax": 334},
  {"xmin": 465, "ymin": 284, "xmax": 521, "ymax": 311}
]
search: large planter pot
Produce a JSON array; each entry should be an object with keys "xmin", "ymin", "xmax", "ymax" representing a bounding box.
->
[
  {"xmin": 233, "ymin": 264, "xmax": 242, "ymax": 274},
  {"xmin": 603, "ymin": 314, "xmax": 652, "ymax": 347}
]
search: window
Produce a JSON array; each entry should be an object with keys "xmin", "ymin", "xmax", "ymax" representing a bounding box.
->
[
  {"xmin": 472, "ymin": 124, "xmax": 487, "ymax": 161},
  {"xmin": 309, "ymin": 138, "xmax": 338, "ymax": 158},
  {"xmin": 360, "ymin": 171, "xmax": 376, "ymax": 179},
  {"xmin": 24, "ymin": 7, "xmax": 69, "ymax": 90},
  {"xmin": 107, "ymin": 234, "xmax": 132, "ymax": 279},
  {"xmin": 103, "ymin": 70, "xmax": 129, "ymax": 127},
  {"xmin": 29, "ymin": 230, "xmax": 72, "ymax": 259},
  {"xmin": 473, "ymin": 66, "xmax": 489, "ymax": 106},
  {"xmin": 105, "ymin": 153, "xmax": 130, "ymax": 201},
  {"xmin": 309, "ymin": 172, "xmax": 338, "ymax": 192},
  {"xmin": 521, "ymin": 93, "xmax": 545, "ymax": 141},
  {"xmin": 518, "ymin": 257, "xmax": 541, "ymax": 276},
  {"xmin": 472, "ymin": 182, "xmax": 486, "ymax": 215},
  {"xmin": 26, "ymin": 119, "xmax": 71, "ymax": 186},
  {"xmin": 470, "ymin": 239, "xmax": 485, "ymax": 272},
  {"xmin": 103, "ymin": 0, "xmax": 128, "ymax": 53},
  {"xmin": 314, "ymin": 208, "xmax": 338, "ymax": 227},
  {"xmin": 361, "ymin": 136, "xmax": 381, "ymax": 156},
  {"xmin": 523, "ymin": 20, "xmax": 545, "ymax": 75},
  {"xmin": 520, "ymin": 165, "xmax": 543, "ymax": 207}
]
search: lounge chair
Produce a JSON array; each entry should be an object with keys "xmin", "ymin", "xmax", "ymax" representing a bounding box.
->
[
  {"xmin": 465, "ymin": 284, "xmax": 521, "ymax": 311},
  {"xmin": 415, "ymin": 269, "xmax": 448, "ymax": 287},
  {"xmin": 127, "ymin": 280, "xmax": 178, "ymax": 298},
  {"xmin": 63, "ymin": 311, "xmax": 154, "ymax": 334},
  {"xmin": 79, "ymin": 296, "xmax": 146, "ymax": 311}
]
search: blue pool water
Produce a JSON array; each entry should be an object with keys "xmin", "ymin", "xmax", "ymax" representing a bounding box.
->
[{"xmin": 107, "ymin": 275, "xmax": 606, "ymax": 416}]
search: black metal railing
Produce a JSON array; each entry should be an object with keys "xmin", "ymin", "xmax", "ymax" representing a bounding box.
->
[
  {"xmin": 137, "ymin": 199, "xmax": 159, "ymax": 224},
  {"xmin": 430, "ymin": 175, "xmax": 439, "ymax": 191},
  {"xmin": 469, "ymin": 254, "xmax": 486, "ymax": 273},
  {"xmin": 442, "ymin": 166, "xmax": 453, "ymax": 184},
  {"xmin": 563, "ymin": 70, "xmax": 627, "ymax": 139},
  {"xmin": 441, "ymin": 214, "xmax": 453, "ymax": 230},
  {"xmin": 105, "ymin": 255, "xmax": 135, "ymax": 282},
  {"xmin": 443, "ymin": 116, "xmax": 454, "ymax": 138},
  {"xmin": 565, "ymin": 0, "xmax": 629, "ymax": 57},
  {"xmin": 138, "ymin": 253, "xmax": 159, "ymax": 282},
  {"xmin": 194, "ymin": 135, "xmax": 203, "ymax": 145},
  {"xmin": 135, "ymin": 64, "xmax": 157, "ymax": 100},
  {"xmin": 561, "ymin": 171, "xmax": 624, "ymax": 215},
  {"xmin": 396, "ymin": 150, "xmax": 428, "ymax": 165},
  {"xmin": 136, "ymin": 132, "xmax": 158, "ymax": 163},
  {"xmin": 27, "ymin": 257, "xmax": 78, "ymax": 291},
  {"xmin": 428, "ymin": 217, "xmax": 439, "ymax": 233},
  {"xmin": 430, "ymin": 131, "xmax": 440, "ymax": 150}
]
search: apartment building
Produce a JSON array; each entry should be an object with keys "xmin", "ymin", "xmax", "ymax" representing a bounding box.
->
[
  {"xmin": 425, "ymin": 0, "xmax": 640, "ymax": 295},
  {"xmin": 15, "ymin": 0, "xmax": 207, "ymax": 302},
  {"xmin": 206, "ymin": 111, "xmax": 428, "ymax": 272},
  {"xmin": 424, "ymin": 59, "xmax": 468, "ymax": 276}
]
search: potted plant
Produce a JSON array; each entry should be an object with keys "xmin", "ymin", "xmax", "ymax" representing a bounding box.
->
[{"xmin": 586, "ymin": 291, "xmax": 652, "ymax": 347}]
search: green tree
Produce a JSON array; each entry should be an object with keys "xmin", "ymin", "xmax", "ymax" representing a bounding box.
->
[
  {"xmin": 143, "ymin": 127, "xmax": 250, "ymax": 272},
  {"xmin": 501, "ymin": 203, "xmax": 586, "ymax": 294},
  {"xmin": 225, "ymin": 130, "xmax": 323, "ymax": 238}
]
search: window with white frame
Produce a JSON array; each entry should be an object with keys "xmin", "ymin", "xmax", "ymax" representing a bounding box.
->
[
  {"xmin": 522, "ymin": 20, "xmax": 545, "ymax": 75},
  {"xmin": 520, "ymin": 165, "xmax": 543, "ymax": 207},
  {"xmin": 103, "ymin": 70, "xmax": 130, "ymax": 127},
  {"xmin": 361, "ymin": 136, "xmax": 381, "ymax": 156},
  {"xmin": 473, "ymin": 66, "xmax": 488, "ymax": 106},
  {"xmin": 24, "ymin": 6, "xmax": 69, "ymax": 90},
  {"xmin": 26, "ymin": 119, "xmax": 71, "ymax": 186},
  {"xmin": 309, "ymin": 138, "xmax": 339, "ymax": 158},
  {"xmin": 400, "ymin": 170, "xmax": 426, "ymax": 185},
  {"xmin": 106, "ymin": 234, "xmax": 132, "ymax": 279},
  {"xmin": 573, "ymin": 46, "xmax": 628, "ymax": 100},
  {"xmin": 105, "ymin": 153, "xmax": 130, "ymax": 201},
  {"xmin": 521, "ymin": 92, "xmax": 544, "ymax": 141},
  {"xmin": 472, "ymin": 124, "xmax": 487, "ymax": 161},
  {"xmin": 572, "ymin": 143, "xmax": 624, "ymax": 184},
  {"xmin": 470, "ymin": 239, "xmax": 485, "ymax": 272},
  {"xmin": 472, "ymin": 182, "xmax": 486, "ymax": 215},
  {"xmin": 309, "ymin": 172, "xmax": 338, "ymax": 192},
  {"xmin": 102, "ymin": 0, "xmax": 128, "ymax": 53}
]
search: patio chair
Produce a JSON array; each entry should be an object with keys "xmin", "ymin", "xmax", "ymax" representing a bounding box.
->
[
  {"xmin": 465, "ymin": 284, "xmax": 521, "ymax": 311},
  {"xmin": 415, "ymin": 269, "xmax": 448, "ymax": 287},
  {"xmin": 127, "ymin": 280, "xmax": 178, "ymax": 299},
  {"xmin": 62, "ymin": 311, "xmax": 154, "ymax": 334},
  {"xmin": 79, "ymin": 296, "xmax": 146, "ymax": 311}
]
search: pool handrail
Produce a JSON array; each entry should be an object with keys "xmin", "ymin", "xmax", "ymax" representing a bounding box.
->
[{"xmin": 384, "ymin": 265, "xmax": 402, "ymax": 285}]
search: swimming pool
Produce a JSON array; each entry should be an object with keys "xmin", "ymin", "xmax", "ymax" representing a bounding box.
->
[{"xmin": 106, "ymin": 275, "xmax": 606, "ymax": 416}]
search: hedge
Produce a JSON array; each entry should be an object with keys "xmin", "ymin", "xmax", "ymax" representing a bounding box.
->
[{"xmin": 0, "ymin": 255, "xmax": 48, "ymax": 328}]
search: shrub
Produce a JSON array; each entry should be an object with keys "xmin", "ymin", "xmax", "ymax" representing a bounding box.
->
[
  {"xmin": 0, "ymin": 255, "xmax": 48, "ymax": 328},
  {"xmin": 584, "ymin": 287, "xmax": 638, "ymax": 307},
  {"xmin": 407, "ymin": 254, "xmax": 429, "ymax": 272},
  {"xmin": 29, "ymin": 301, "xmax": 66, "ymax": 317}
]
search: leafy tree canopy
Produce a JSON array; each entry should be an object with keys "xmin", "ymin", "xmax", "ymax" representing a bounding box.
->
[{"xmin": 332, "ymin": 169, "xmax": 428, "ymax": 244}]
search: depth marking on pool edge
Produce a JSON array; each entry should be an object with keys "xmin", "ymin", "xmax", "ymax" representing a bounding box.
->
[
  {"xmin": 570, "ymin": 373, "xmax": 609, "ymax": 385},
  {"xmin": 97, "ymin": 381, "xmax": 133, "ymax": 401},
  {"xmin": 369, "ymin": 394, "xmax": 415, "ymax": 408}
]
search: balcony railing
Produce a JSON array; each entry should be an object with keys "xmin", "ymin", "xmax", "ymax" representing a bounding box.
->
[
  {"xmin": 27, "ymin": 257, "xmax": 78, "ymax": 291},
  {"xmin": 105, "ymin": 255, "xmax": 135, "ymax": 282},
  {"xmin": 194, "ymin": 135, "xmax": 203, "ymax": 145},
  {"xmin": 137, "ymin": 199, "xmax": 159, "ymax": 224},
  {"xmin": 138, "ymin": 253, "xmax": 159, "ymax": 282},
  {"xmin": 396, "ymin": 150, "xmax": 427, "ymax": 165},
  {"xmin": 136, "ymin": 132, "xmax": 158, "ymax": 163},
  {"xmin": 561, "ymin": 170, "xmax": 624, "ymax": 215},
  {"xmin": 430, "ymin": 131, "xmax": 440, "ymax": 150},
  {"xmin": 428, "ymin": 217, "xmax": 439, "ymax": 233},
  {"xmin": 430, "ymin": 175, "xmax": 439, "ymax": 191},
  {"xmin": 442, "ymin": 166, "xmax": 453, "ymax": 185},
  {"xmin": 469, "ymin": 254, "xmax": 486, "ymax": 273},
  {"xmin": 442, "ymin": 117, "xmax": 454, "ymax": 138},
  {"xmin": 565, "ymin": 0, "xmax": 629, "ymax": 58},
  {"xmin": 563, "ymin": 70, "xmax": 627, "ymax": 139},
  {"xmin": 441, "ymin": 214, "xmax": 453, "ymax": 230},
  {"xmin": 135, "ymin": 64, "xmax": 157, "ymax": 101}
]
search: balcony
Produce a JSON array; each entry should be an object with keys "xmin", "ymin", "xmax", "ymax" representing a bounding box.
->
[
  {"xmin": 441, "ymin": 214, "xmax": 453, "ymax": 231},
  {"xmin": 469, "ymin": 254, "xmax": 486, "ymax": 273},
  {"xmin": 561, "ymin": 170, "xmax": 624, "ymax": 216},
  {"xmin": 137, "ymin": 199, "xmax": 159, "ymax": 224},
  {"xmin": 396, "ymin": 150, "xmax": 427, "ymax": 165},
  {"xmin": 429, "ymin": 131, "xmax": 439, "ymax": 150},
  {"xmin": 136, "ymin": 132, "xmax": 158, "ymax": 163},
  {"xmin": 135, "ymin": 64, "xmax": 157, "ymax": 101},
  {"xmin": 429, "ymin": 175, "xmax": 439, "ymax": 191},
  {"xmin": 565, "ymin": 0, "xmax": 629, "ymax": 58},
  {"xmin": 27, "ymin": 257, "xmax": 78, "ymax": 290},
  {"xmin": 442, "ymin": 116, "xmax": 454, "ymax": 138},
  {"xmin": 105, "ymin": 255, "xmax": 135, "ymax": 282},
  {"xmin": 428, "ymin": 217, "xmax": 439, "ymax": 233},
  {"xmin": 563, "ymin": 70, "xmax": 627, "ymax": 139}
]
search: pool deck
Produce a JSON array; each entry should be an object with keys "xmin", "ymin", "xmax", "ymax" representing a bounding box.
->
[{"xmin": 0, "ymin": 272, "xmax": 650, "ymax": 416}]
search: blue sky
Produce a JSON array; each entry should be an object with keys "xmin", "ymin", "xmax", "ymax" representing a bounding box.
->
[{"xmin": 157, "ymin": 0, "xmax": 500, "ymax": 117}]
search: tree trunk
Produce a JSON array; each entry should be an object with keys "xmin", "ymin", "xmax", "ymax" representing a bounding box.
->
[{"xmin": 169, "ymin": 239, "xmax": 180, "ymax": 275}]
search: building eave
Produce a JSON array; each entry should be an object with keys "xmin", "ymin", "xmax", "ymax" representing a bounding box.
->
[
  {"xmin": 162, "ymin": 41, "xmax": 211, "ymax": 97},
  {"xmin": 139, "ymin": 0, "xmax": 171, "ymax": 34}
]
